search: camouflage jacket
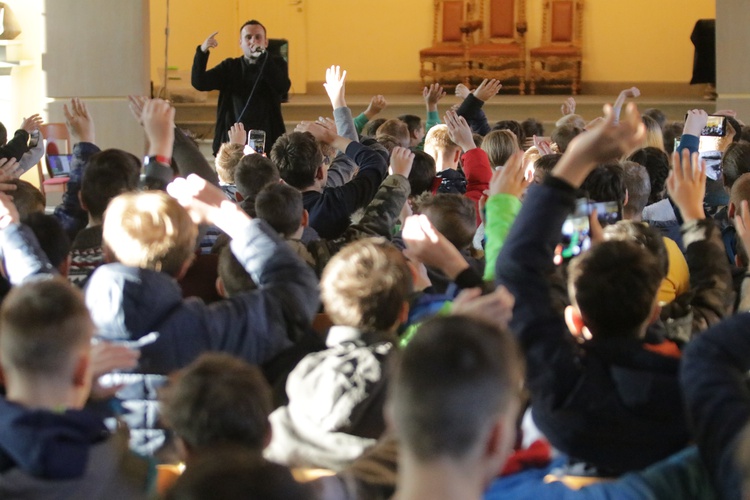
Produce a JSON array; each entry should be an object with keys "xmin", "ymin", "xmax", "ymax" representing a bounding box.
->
[{"xmin": 286, "ymin": 174, "xmax": 411, "ymax": 277}]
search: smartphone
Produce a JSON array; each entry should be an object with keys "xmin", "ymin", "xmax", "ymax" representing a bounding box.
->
[
  {"xmin": 685, "ymin": 113, "xmax": 727, "ymax": 137},
  {"xmin": 589, "ymin": 200, "xmax": 622, "ymax": 227},
  {"xmin": 556, "ymin": 199, "xmax": 590, "ymax": 264}
]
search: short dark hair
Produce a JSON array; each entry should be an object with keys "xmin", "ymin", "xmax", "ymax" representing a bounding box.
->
[
  {"xmin": 362, "ymin": 118, "xmax": 387, "ymax": 138},
  {"xmin": 581, "ymin": 163, "xmax": 626, "ymax": 205},
  {"xmin": 9, "ymin": 179, "xmax": 45, "ymax": 219},
  {"xmin": 417, "ymin": 194, "xmax": 476, "ymax": 251},
  {"xmin": 722, "ymin": 141, "xmax": 750, "ymax": 189},
  {"xmin": 568, "ymin": 240, "xmax": 662, "ymax": 338},
  {"xmin": 620, "ymin": 161, "xmax": 651, "ymax": 219},
  {"xmin": 627, "ymin": 147, "xmax": 670, "ymax": 205},
  {"xmin": 551, "ymin": 125, "xmax": 583, "ymax": 153},
  {"xmin": 533, "ymin": 153, "xmax": 563, "ymax": 184},
  {"xmin": 82, "ymin": 149, "xmax": 141, "ymax": 220},
  {"xmin": 271, "ymin": 132, "xmax": 322, "ymax": 190},
  {"xmin": 521, "ymin": 118, "xmax": 544, "ymax": 139},
  {"xmin": 234, "ymin": 154, "xmax": 280, "ymax": 200},
  {"xmin": 165, "ymin": 447, "xmax": 314, "ymax": 500},
  {"xmin": 217, "ymin": 245, "xmax": 256, "ymax": 297},
  {"xmin": 0, "ymin": 277, "xmax": 92, "ymax": 378},
  {"xmin": 398, "ymin": 114, "xmax": 422, "ymax": 136},
  {"xmin": 23, "ymin": 213, "xmax": 71, "ymax": 269},
  {"xmin": 161, "ymin": 353, "xmax": 272, "ymax": 452},
  {"xmin": 240, "ymin": 19, "xmax": 266, "ymax": 36},
  {"xmin": 492, "ymin": 120, "xmax": 525, "ymax": 149},
  {"xmin": 642, "ymin": 108, "xmax": 667, "ymax": 130},
  {"xmin": 603, "ymin": 221, "xmax": 669, "ymax": 279},
  {"xmin": 390, "ymin": 315, "xmax": 524, "ymax": 461},
  {"xmin": 255, "ymin": 183, "xmax": 302, "ymax": 237},
  {"xmin": 0, "ymin": 122, "xmax": 7, "ymax": 146},
  {"xmin": 408, "ymin": 151, "xmax": 436, "ymax": 198}
]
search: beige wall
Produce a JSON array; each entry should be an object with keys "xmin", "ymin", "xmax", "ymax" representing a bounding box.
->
[{"xmin": 150, "ymin": 0, "xmax": 715, "ymax": 90}]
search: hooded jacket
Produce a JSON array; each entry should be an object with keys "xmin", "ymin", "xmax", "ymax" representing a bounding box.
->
[{"xmin": 0, "ymin": 398, "xmax": 152, "ymax": 499}]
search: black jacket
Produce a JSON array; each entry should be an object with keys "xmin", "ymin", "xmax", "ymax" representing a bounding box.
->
[
  {"xmin": 496, "ymin": 177, "xmax": 691, "ymax": 475},
  {"xmin": 192, "ymin": 47, "xmax": 290, "ymax": 155}
]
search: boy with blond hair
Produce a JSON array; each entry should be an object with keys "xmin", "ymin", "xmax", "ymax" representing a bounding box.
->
[{"xmin": 265, "ymin": 238, "xmax": 412, "ymax": 471}]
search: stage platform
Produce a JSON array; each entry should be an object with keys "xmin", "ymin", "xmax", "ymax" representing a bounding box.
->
[{"xmin": 174, "ymin": 93, "xmax": 713, "ymax": 154}]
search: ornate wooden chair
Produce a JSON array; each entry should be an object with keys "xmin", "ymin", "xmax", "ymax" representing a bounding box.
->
[
  {"xmin": 419, "ymin": 0, "xmax": 478, "ymax": 87},
  {"xmin": 528, "ymin": 0, "xmax": 584, "ymax": 95},
  {"xmin": 466, "ymin": 0, "xmax": 528, "ymax": 94}
]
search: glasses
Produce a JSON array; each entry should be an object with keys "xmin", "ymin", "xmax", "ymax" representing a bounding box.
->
[{"xmin": 322, "ymin": 155, "xmax": 331, "ymax": 166}]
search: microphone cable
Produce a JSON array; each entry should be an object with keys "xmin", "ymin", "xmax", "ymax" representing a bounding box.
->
[{"xmin": 236, "ymin": 49, "xmax": 270, "ymax": 124}]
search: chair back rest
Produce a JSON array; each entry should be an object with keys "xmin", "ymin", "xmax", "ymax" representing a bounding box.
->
[
  {"xmin": 477, "ymin": 0, "xmax": 526, "ymax": 44},
  {"xmin": 432, "ymin": 0, "xmax": 473, "ymax": 44},
  {"xmin": 39, "ymin": 123, "xmax": 71, "ymax": 177},
  {"xmin": 542, "ymin": 0, "xmax": 583, "ymax": 46}
]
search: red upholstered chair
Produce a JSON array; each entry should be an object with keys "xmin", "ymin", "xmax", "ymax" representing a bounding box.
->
[
  {"xmin": 466, "ymin": 0, "xmax": 528, "ymax": 94},
  {"xmin": 529, "ymin": 0, "xmax": 584, "ymax": 95},
  {"xmin": 419, "ymin": 0, "xmax": 478, "ymax": 87},
  {"xmin": 35, "ymin": 123, "xmax": 71, "ymax": 196}
]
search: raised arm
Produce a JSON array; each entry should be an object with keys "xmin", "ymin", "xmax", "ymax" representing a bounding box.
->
[
  {"xmin": 456, "ymin": 79, "xmax": 500, "ymax": 136},
  {"xmin": 445, "ymin": 109, "xmax": 491, "ymax": 208},
  {"xmin": 659, "ymin": 149, "xmax": 734, "ymax": 340},
  {"xmin": 496, "ymin": 103, "xmax": 645, "ymax": 392},
  {"xmin": 353, "ymin": 95, "xmax": 387, "ymax": 136},
  {"xmin": 0, "ymin": 192, "xmax": 57, "ymax": 283},
  {"xmin": 167, "ymin": 174, "xmax": 319, "ymax": 361},
  {"xmin": 612, "ymin": 87, "xmax": 640, "ymax": 124},
  {"xmin": 0, "ymin": 115, "xmax": 40, "ymax": 161},
  {"xmin": 191, "ymin": 31, "xmax": 226, "ymax": 91},
  {"xmin": 483, "ymin": 151, "xmax": 528, "ymax": 280},
  {"xmin": 324, "ymin": 65, "xmax": 359, "ymax": 142},
  {"xmin": 54, "ymin": 98, "xmax": 100, "ymax": 239}
]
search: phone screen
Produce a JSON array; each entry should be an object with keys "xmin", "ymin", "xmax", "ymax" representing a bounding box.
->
[
  {"xmin": 702, "ymin": 115, "xmax": 727, "ymax": 137},
  {"xmin": 589, "ymin": 201, "xmax": 622, "ymax": 227},
  {"xmin": 556, "ymin": 199, "xmax": 590, "ymax": 264}
]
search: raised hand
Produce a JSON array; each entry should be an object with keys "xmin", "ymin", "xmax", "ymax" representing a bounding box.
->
[
  {"xmin": 141, "ymin": 99, "xmax": 175, "ymax": 159},
  {"xmin": 63, "ymin": 98, "xmax": 95, "ymax": 143},
  {"xmin": 444, "ymin": 109, "xmax": 475, "ymax": 152},
  {"xmin": 423, "ymin": 83, "xmax": 446, "ymax": 112},
  {"xmin": 295, "ymin": 120, "xmax": 337, "ymax": 144},
  {"xmin": 473, "ymin": 79, "xmax": 502, "ymax": 102},
  {"xmin": 561, "ymin": 96, "xmax": 576, "ymax": 116},
  {"xmin": 323, "ymin": 65, "xmax": 347, "ymax": 109},
  {"xmin": 228, "ymin": 123, "xmax": 246, "ymax": 145},
  {"xmin": 89, "ymin": 341, "xmax": 140, "ymax": 400},
  {"xmin": 667, "ymin": 148, "xmax": 706, "ymax": 222},
  {"xmin": 0, "ymin": 157, "xmax": 22, "ymax": 182},
  {"xmin": 167, "ymin": 174, "xmax": 242, "ymax": 227},
  {"xmin": 489, "ymin": 151, "xmax": 528, "ymax": 199},
  {"xmin": 389, "ymin": 146, "xmax": 415, "ymax": 178},
  {"xmin": 20, "ymin": 114, "xmax": 43, "ymax": 134},
  {"xmin": 534, "ymin": 135, "xmax": 554, "ymax": 156},
  {"xmin": 451, "ymin": 286, "xmax": 515, "ymax": 329},
  {"xmin": 201, "ymin": 31, "xmax": 219, "ymax": 53},
  {"xmin": 683, "ymin": 109, "xmax": 709, "ymax": 137},
  {"xmin": 455, "ymin": 83, "xmax": 471, "ymax": 100},
  {"xmin": 402, "ymin": 214, "xmax": 468, "ymax": 279},
  {"xmin": 364, "ymin": 95, "xmax": 387, "ymax": 119},
  {"xmin": 127, "ymin": 95, "xmax": 148, "ymax": 125}
]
